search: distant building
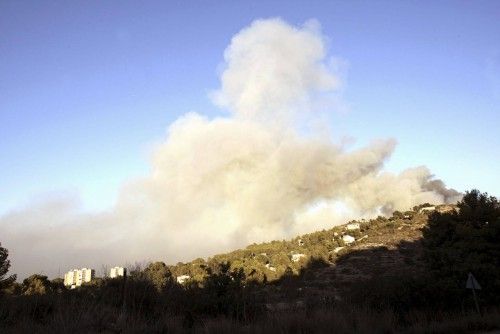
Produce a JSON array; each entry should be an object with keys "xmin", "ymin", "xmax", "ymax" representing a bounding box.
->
[
  {"xmin": 342, "ymin": 235, "xmax": 355, "ymax": 245},
  {"xmin": 110, "ymin": 267, "xmax": 127, "ymax": 278},
  {"xmin": 346, "ymin": 223, "xmax": 360, "ymax": 231},
  {"xmin": 265, "ymin": 263, "xmax": 277, "ymax": 271},
  {"xmin": 436, "ymin": 204, "xmax": 457, "ymax": 213},
  {"xmin": 419, "ymin": 206, "xmax": 436, "ymax": 213},
  {"xmin": 333, "ymin": 247, "xmax": 345, "ymax": 253},
  {"xmin": 176, "ymin": 275, "xmax": 191, "ymax": 284},
  {"xmin": 298, "ymin": 239, "xmax": 305, "ymax": 246},
  {"xmin": 291, "ymin": 253, "xmax": 306, "ymax": 262},
  {"xmin": 64, "ymin": 268, "xmax": 95, "ymax": 289},
  {"xmin": 64, "ymin": 270, "xmax": 76, "ymax": 288}
]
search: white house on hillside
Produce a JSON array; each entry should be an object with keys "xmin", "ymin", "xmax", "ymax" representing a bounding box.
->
[
  {"xmin": 346, "ymin": 223, "xmax": 360, "ymax": 231},
  {"xmin": 333, "ymin": 247, "xmax": 345, "ymax": 253},
  {"xmin": 342, "ymin": 235, "xmax": 355, "ymax": 245},
  {"xmin": 265, "ymin": 263, "xmax": 277, "ymax": 271},
  {"xmin": 419, "ymin": 206, "xmax": 436, "ymax": 213},
  {"xmin": 291, "ymin": 253, "xmax": 306, "ymax": 262}
]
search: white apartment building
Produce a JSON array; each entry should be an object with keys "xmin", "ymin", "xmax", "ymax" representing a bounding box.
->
[
  {"xmin": 64, "ymin": 268, "xmax": 95, "ymax": 288},
  {"xmin": 110, "ymin": 266, "xmax": 127, "ymax": 278},
  {"xmin": 64, "ymin": 270, "xmax": 76, "ymax": 287}
]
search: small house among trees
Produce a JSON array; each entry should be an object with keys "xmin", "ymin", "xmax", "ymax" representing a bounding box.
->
[
  {"xmin": 176, "ymin": 274, "xmax": 191, "ymax": 284},
  {"xmin": 346, "ymin": 223, "xmax": 360, "ymax": 231},
  {"xmin": 419, "ymin": 206, "xmax": 436, "ymax": 213},
  {"xmin": 291, "ymin": 253, "xmax": 306, "ymax": 262},
  {"xmin": 342, "ymin": 235, "xmax": 355, "ymax": 245}
]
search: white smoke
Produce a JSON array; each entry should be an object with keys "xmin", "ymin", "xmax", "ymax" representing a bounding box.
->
[
  {"xmin": 0, "ymin": 18, "xmax": 460, "ymax": 279},
  {"xmin": 211, "ymin": 18, "xmax": 337, "ymax": 124}
]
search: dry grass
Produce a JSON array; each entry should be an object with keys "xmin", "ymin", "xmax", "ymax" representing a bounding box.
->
[{"xmin": 2, "ymin": 297, "xmax": 499, "ymax": 334}]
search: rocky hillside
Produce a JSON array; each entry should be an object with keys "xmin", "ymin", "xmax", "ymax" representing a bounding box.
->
[{"xmin": 165, "ymin": 204, "xmax": 457, "ymax": 305}]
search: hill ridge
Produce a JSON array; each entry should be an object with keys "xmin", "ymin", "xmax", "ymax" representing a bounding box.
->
[{"xmin": 165, "ymin": 203, "xmax": 455, "ymax": 290}]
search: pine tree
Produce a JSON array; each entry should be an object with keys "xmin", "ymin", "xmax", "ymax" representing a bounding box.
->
[{"xmin": 0, "ymin": 242, "xmax": 16, "ymax": 292}]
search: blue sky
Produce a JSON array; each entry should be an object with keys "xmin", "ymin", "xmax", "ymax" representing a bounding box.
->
[{"xmin": 1, "ymin": 0, "xmax": 499, "ymax": 215}]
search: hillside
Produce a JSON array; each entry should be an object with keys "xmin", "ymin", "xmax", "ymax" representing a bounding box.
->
[
  {"xmin": 165, "ymin": 204, "xmax": 455, "ymax": 306},
  {"xmin": 1, "ymin": 190, "xmax": 499, "ymax": 333}
]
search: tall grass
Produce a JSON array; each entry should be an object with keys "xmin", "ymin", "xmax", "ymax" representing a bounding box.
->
[{"xmin": 1, "ymin": 291, "xmax": 499, "ymax": 333}]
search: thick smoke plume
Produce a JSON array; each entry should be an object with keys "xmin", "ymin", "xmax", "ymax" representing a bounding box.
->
[{"xmin": 1, "ymin": 18, "xmax": 460, "ymax": 279}]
